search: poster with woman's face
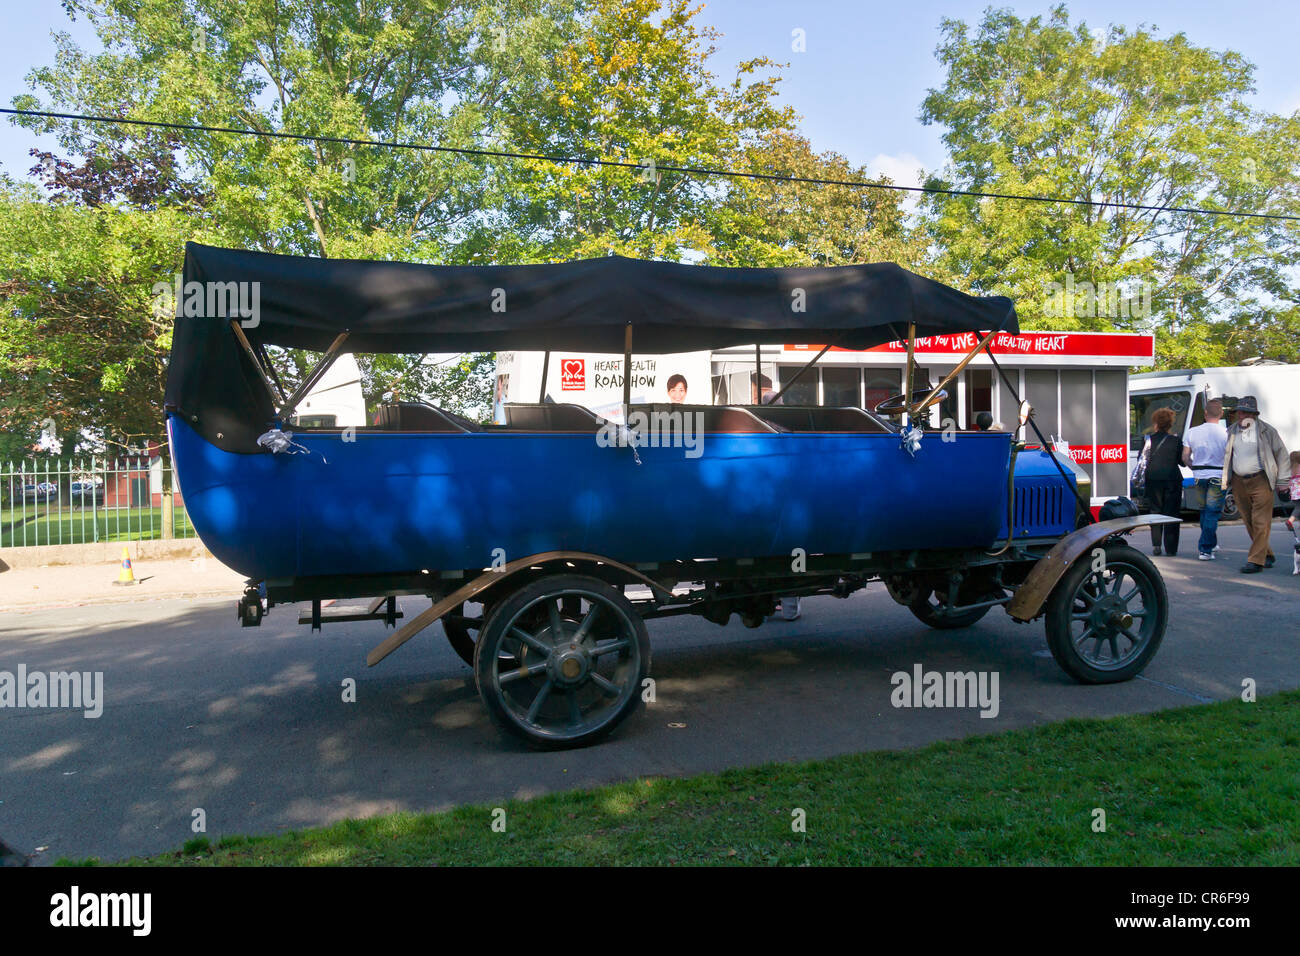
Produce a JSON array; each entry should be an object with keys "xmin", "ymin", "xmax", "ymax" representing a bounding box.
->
[{"xmin": 666, "ymin": 374, "xmax": 688, "ymax": 403}]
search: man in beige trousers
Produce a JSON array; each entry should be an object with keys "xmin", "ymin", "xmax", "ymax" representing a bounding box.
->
[{"xmin": 1222, "ymin": 396, "xmax": 1291, "ymax": 573}]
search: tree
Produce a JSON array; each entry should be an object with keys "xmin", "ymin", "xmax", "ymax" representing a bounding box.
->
[
  {"xmin": 11, "ymin": 0, "xmax": 589, "ymax": 424},
  {"xmin": 492, "ymin": 0, "xmax": 794, "ymax": 262},
  {"xmin": 0, "ymin": 178, "xmax": 191, "ymax": 454},
  {"xmin": 711, "ymin": 129, "xmax": 935, "ymax": 272},
  {"xmin": 17, "ymin": 0, "xmax": 587, "ymax": 261},
  {"xmin": 919, "ymin": 5, "xmax": 1300, "ymax": 366}
]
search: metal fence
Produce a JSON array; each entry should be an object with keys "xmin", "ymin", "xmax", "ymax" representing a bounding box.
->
[{"xmin": 1, "ymin": 457, "xmax": 195, "ymax": 549}]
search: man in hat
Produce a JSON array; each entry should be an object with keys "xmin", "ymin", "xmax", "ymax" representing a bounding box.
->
[{"xmin": 1221, "ymin": 395, "xmax": 1291, "ymax": 573}]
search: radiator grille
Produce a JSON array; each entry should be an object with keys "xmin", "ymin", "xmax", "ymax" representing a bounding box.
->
[{"xmin": 1014, "ymin": 481, "xmax": 1065, "ymax": 535}]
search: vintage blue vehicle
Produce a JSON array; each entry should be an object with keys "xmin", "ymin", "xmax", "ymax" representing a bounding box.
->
[{"xmin": 165, "ymin": 243, "xmax": 1176, "ymax": 748}]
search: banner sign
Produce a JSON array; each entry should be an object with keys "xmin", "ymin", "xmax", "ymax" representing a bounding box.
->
[
  {"xmin": 786, "ymin": 331, "xmax": 1154, "ymax": 360},
  {"xmin": 1029, "ymin": 443, "xmax": 1130, "ymax": 464}
]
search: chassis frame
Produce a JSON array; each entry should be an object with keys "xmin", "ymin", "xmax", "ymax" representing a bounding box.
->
[{"xmin": 236, "ymin": 513, "xmax": 1176, "ymax": 748}]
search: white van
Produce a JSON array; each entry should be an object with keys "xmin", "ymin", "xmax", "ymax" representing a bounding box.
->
[{"xmin": 1129, "ymin": 363, "xmax": 1300, "ymax": 519}]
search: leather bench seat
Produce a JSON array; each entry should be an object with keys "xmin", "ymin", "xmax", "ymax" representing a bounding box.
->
[
  {"xmin": 372, "ymin": 402, "xmax": 479, "ymax": 432},
  {"xmin": 633, "ymin": 404, "xmax": 781, "ymax": 433},
  {"xmin": 744, "ymin": 405, "xmax": 890, "ymax": 433},
  {"xmin": 500, "ymin": 403, "xmax": 605, "ymax": 431}
]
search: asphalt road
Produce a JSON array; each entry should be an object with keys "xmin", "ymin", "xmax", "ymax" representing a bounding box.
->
[{"xmin": 2, "ymin": 519, "xmax": 1298, "ymax": 864}]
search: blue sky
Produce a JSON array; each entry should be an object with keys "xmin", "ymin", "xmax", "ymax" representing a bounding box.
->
[{"xmin": 2, "ymin": 1, "xmax": 1297, "ymax": 188}]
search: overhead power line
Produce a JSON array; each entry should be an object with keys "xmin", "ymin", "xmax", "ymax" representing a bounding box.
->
[{"xmin": 3, "ymin": 106, "xmax": 1298, "ymax": 223}]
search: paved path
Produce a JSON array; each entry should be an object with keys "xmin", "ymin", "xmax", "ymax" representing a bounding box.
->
[
  {"xmin": 0, "ymin": 554, "xmax": 244, "ymax": 612},
  {"xmin": 1, "ymin": 520, "xmax": 1297, "ymax": 863}
]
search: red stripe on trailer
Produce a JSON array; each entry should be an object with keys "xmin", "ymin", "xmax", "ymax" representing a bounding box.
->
[{"xmin": 786, "ymin": 331, "xmax": 1154, "ymax": 359}]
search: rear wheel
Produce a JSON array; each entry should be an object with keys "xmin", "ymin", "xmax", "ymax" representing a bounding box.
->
[
  {"xmin": 474, "ymin": 575, "xmax": 649, "ymax": 749},
  {"xmin": 1045, "ymin": 542, "xmax": 1168, "ymax": 683}
]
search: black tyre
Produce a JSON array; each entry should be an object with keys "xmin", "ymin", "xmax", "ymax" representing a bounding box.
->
[
  {"xmin": 441, "ymin": 601, "xmax": 481, "ymax": 666},
  {"xmin": 1221, "ymin": 488, "xmax": 1239, "ymax": 521},
  {"xmin": 474, "ymin": 575, "xmax": 650, "ymax": 749},
  {"xmin": 908, "ymin": 591, "xmax": 991, "ymax": 629},
  {"xmin": 1045, "ymin": 542, "xmax": 1168, "ymax": 683}
]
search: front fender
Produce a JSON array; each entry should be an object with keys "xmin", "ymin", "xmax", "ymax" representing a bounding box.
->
[{"xmin": 1006, "ymin": 515, "xmax": 1180, "ymax": 622}]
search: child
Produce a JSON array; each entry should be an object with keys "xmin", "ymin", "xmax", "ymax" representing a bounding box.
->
[
  {"xmin": 1288, "ymin": 452, "xmax": 1300, "ymax": 575},
  {"xmin": 1290, "ymin": 451, "xmax": 1300, "ymax": 518}
]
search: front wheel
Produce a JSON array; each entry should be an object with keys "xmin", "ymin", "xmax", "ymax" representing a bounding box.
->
[
  {"xmin": 474, "ymin": 575, "xmax": 650, "ymax": 749},
  {"xmin": 1044, "ymin": 542, "xmax": 1168, "ymax": 683}
]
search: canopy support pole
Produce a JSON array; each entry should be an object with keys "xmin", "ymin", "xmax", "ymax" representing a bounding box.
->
[
  {"xmin": 902, "ymin": 323, "xmax": 916, "ymax": 427},
  {"xmin": 278, "ymin": 332, "xmax": 351, "ymax": 422},
  {"xmin": 538, "ymin": 351, "xmax": 550, "ymax": 403},
  {"xmin": 754, "ymin": 344, "xmax": 763, "ymax": 403},
  {"xmin": 622, "ymin": 324, "xmax": 633, "ymax": 414},
  {"xmin": 229, "ymin": 321, "xmax": 284, "ymax": 408},
  {"xmin": 768, "ymin": 343, "xmax": 832, "ymax": 406}
]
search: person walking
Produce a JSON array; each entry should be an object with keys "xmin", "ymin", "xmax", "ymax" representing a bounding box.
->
[
  {"xmin": 1183, "ymin": 399, "xmax": 1228, "ymax": 560},
  {"xmin": 1142, "ymin": 407, "xmax": 1184, "ymax": 556},
  {"xmin": 1222, "ymin": 395, "xmax": 1291, "ymax": 573}
]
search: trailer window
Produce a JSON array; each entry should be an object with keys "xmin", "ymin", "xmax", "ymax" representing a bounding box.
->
[
  {"xmin": 864, "ymin": 369, "xmax": 903, "ymax": 415},
  {"xmin": 776, "ymin": 365, "xmax": 818, "ymax": 405},
  {"xmin": 822, "ymin": 367, "xmax": 860, "ymax": 407},
  {"xmin": 965, "ymin": 368, "xmax": 994, "ymax": 429}
]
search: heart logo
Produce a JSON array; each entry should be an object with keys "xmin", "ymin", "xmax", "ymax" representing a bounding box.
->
[{"xmin": 560, "ymin": 358, "xmax": 585, "ymax": 390}]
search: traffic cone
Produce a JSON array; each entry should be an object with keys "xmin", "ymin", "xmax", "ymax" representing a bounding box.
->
[{"xmin": 113, "ymin": 546, "xmax": 136, "ymax": 586}]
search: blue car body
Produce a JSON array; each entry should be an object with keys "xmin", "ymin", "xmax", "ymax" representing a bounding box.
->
[{"xmin": 168, "ymin": 413, "xmax": 1075, "ymax": 583}]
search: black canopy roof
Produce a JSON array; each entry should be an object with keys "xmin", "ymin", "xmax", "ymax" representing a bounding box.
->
[
  {"xmin": 179, "ymin": 242, "xmax": 1016, "ymax": 353},
  {"xmin": 165, "ymin": 242, "xmax": 1016, "ymax": 452}
]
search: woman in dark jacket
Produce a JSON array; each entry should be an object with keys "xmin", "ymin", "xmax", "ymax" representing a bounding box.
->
[{"xmin": 1143, "ymin": 407, "xmax": 1183, "ymax": 555}]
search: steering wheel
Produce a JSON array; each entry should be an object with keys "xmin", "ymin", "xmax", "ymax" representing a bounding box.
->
[{"xmin": 875, "ymin": 387, "xmax": 948, "ymax": 417}]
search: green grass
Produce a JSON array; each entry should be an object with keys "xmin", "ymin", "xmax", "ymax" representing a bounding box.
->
[
  {"xmin": 71, "ymin": 691, "xmax": 1300, "ymax": 867},
  {"xmin": 0, "ymin": 505, "xmax": 195, "ymax": 547}
]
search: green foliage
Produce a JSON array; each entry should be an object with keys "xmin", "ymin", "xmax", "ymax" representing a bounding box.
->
[
  {"xmin": 493, "ymin": 0, "xmax": 795, "ymax": 262},
  {"xmin": 6, "ymin": 0, "xmax": 823, "ymax": 431},
  {"xmin": 7, "ymin": 1, "xmax": 589, "ymax": 434},
  {"xmin": 8, "ymin": 0, "xmax": 1300, "ymax": 449},
  {"xmin": 180, "ymin": 836, "xmax": 212, "ymax": 855},
  {"xmin": 920, "ymin": 4, "xmax": 1299, "ymax": 366},
  {"xmin": 356, "ymin": 352, "xmax": 497, "ymax": 421},
  {"xmin": 19, "ymin": 0, "xmax": 586, "ymax": 260},
  {"xmin": 711, "ymin": 129, "xmax": 938, "ymax": 273},
  {"xmin": 0, "ymin": 178, "xmax": 192, "ymax": 452}
]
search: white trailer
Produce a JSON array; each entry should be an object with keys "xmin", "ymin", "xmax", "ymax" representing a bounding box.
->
[
  {"xmin": 293, "ymin": 353, "xmax": 367, "ymax": 428},
  {"xmin": 1129, "ymin": 363, "xmax": 1300, "ymax": 517}
]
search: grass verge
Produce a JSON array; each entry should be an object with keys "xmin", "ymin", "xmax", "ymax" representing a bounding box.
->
[
  {"xmin": 71, "ymin": 691, "xmax": 1300, "ymax": 866},
  {"xmin": 1, "ymin": 506, "xmax": 195, "ymax": 547}
]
